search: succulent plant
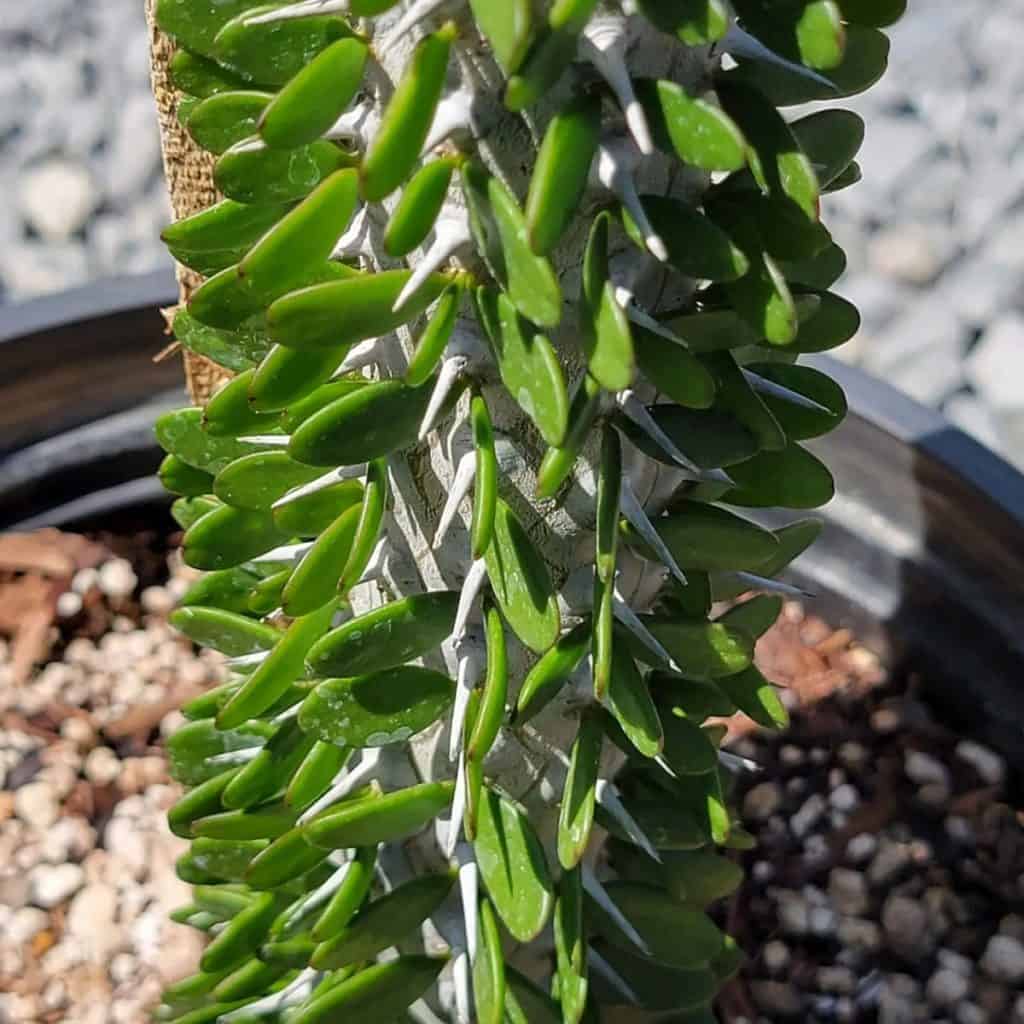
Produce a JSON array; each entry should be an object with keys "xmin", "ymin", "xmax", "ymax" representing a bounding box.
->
[{"xmin": 149, "ymin": 0, "xmax": 901, "ymax": 1020}]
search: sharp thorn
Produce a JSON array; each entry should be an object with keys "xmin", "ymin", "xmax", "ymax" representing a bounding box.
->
[
  {"xmin": 595, "ymin": 779, "xmax": 663, "ymax": 863},
  {"xmin": 419, "ymin": 355, "xmax": 468, "ymax": 440},
  {"xmin": 741, "ymin": 368, "xmax": 834, "ymax": 414},
  {"xmin": 722, "ymin": 24, "xmax": 838, "ymax": 90},
  {"xmin": 448, "ymin": 641, "xmax": 483, "ymax": 762},
  {"xmin": 451, "ymin": 558, "xmax": 487, "ymax": 643},
  {"xmin": 433, "ymin": 451, "xmax": 477, "ymax": 548},
  {"xmin": 394, "ymin": 217, "xmax": 471, "ymax": 313},
  {"xmin": 582, "ymin": 866, "xmax": 652, "ymax": 956},
  {"xmin": 619, "ymin": 481, "xmax": 688, "ymax": 588}
]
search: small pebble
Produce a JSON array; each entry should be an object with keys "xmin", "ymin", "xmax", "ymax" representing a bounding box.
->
[
  {"xmin": 84, "ymin": 747, "xmax": 122, "ymax": 787},
  {"xmin": 829, "ymin": 868, "xmax": 870, "ymax": 917},
  {"xmin": 14, "ymin": 781, "xmax": 60, "ymax": 830},
  {"xmin": 981, "ymin": 935, "xmax": 1024, "ymax": 984},
  {"xmin": 29, "ymin": 863, "xmax": 86, "ymax": 909},
  {"xmin": 904, "ymin": 750, "xmax": 951, "ymax": 787},
  {"xmin": 926, "ymin": 968, "xmax": 970, "ymax": 1009},
  {"xmin": 955, "ymin": 740, "xmax": 1006, "ymax": 786},
  {"xmin": 763, "ymin": 940, "xmax": 791, "ymax": 973},
  {"xmin": 744, "ymin": 782, "xmax": 783, "ymax": 823},
  {"xmin": 846, "ymin": 833, "xmax": 878, "ymax": 865},
  {"xmin": 830, "ymin": 784, "xmax": 860, "ymax": 813},
  {"xmin": 791, "ymin": 793, "xmax": 827, "ymax": 838},
  {"xmin": 56, "ymin": 591, "xmax": 83, "ymax": 618},
  {"xmin": 98, "ymin": 559, "xmax": 138, "ymax": 599},
  {"xmin": 871, "ymin": 707, "xmax": 902, "ymax": 734},
  {"xmin": 869, "ymin": 839, "xmax": 912, "ymax": 886},
  {"xmin": 882, "ymin": 894, "xmax": 935, "ymax": 962},
  {"xmin": 817, "ymin": 966, "xmax": 857, "ymax": 995}
]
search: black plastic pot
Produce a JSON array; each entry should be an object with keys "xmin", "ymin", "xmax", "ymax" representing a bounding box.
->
[{"xmin": 2, "ymin": 276, "xmax": 1024, "ymax": 772}]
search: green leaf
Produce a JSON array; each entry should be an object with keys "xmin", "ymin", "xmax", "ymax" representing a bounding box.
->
[
  {"xmin": 260, "ymin": 37, "xmax": 369, "ymax": 149},
  {"xmin": 156, "ymin": 407, "xmax": 273, "ymax": 475},
  {"xmin": 784, "ymin": 289, "xmax": 861, "ymax": 352},
  {"xmin": 238, "ymin": 169, "xmax": 360, "ymax": 304},
  {"xmin": 172, "ymin": 495, "xmax": 221, "ymax": 531},
  {"xmin": 268, "ymin": 269, "xmax": 448, "ymax": 350},
  {"xmin": 733, "ymin": 0, "xmax": 846, "ymax": 70},
  {"xmin": 708, "ymin": 200, "xmax": 798, "ymax": 346},
  {"xmin": 471, "ymin": 394, "xmax": 498, "ymax": 559},
  {"xmin": 554, "ymin": 868, "xmax": 588, "ymax": 1024},
  {"xmin": 183, "ymin": 504, "xmax": 290, "ymax": 570},
  {"xmin": 245, "ymin": 827, "xmax": 329, "ymax": 888},
  {"xmin": 159, "ymin": 455, "xmax": 215, "ymax": 498},
  {"xmin": 726, "ymin": 25, "xmax": 890, "ymax": 106},
  {"xmin": 168, "ymin": 768, "xmax": 240, "ymax": 839},
  {"xmin": 193, "ymin": 801, "xmax": 298, "ymax": 840},
  {"xmin": 514, "ymin": 621, "xmax": 590, "ymax": 724},
  {"xmin": 214, "ymin": 452, "xmax": 322, "ymax": 510},
  {"xmin": 186, "ymin": 90, "xmax": 272, "ymax": 154},
  {"xmin": 213, "ymin": 5, "xmax": 351, "ymax": 86},
  {"xmin": 617, "ymin": 404, "xmax": 758, "ymax": 472},
  {"xmin": 632, "ymin": 326, "xmax": 716, "ymax": 409},
  {"xmin": 280, "ymin": 504, "xmax": 361, "ymax": 615},
  {"xmin": 286, "ymin": 740, "xmax": 349, "ymax": 813},
  {"xmin": 473, "ymin": 898, "xmax": 507, "ymax": 1024},
  {"xmin": 384, "ymin": 158, "xmax": 458, "ymax": 259},
  {"xmin": 200, "ymin": 892, "xmax": 279, "ymax": 974},
  {"xmin": 304, "ymin": 781, "xmax": 454, "ymax": 848},
  {"xmin": 273, "ymin": 480, "xmax": 364, "ymax": 536},
  {"xmin": 484, "ymin": 499, "xmax": 561, "ymax": 654},
  {"xmin": 790, "ymin": 108, "xmax": 865, "ymax": 189},
  {"xmin": 288, "ymin": 957, "xmax": 444, "ymax": 1024},
  {"xmin": 278, "ymin": 376, "xmax": 367, "ymax": 431},
  {"xmin": 474, "ymin": 288, "xmax": 569, "ymax": 446},
  {"xmin": 716, "ymin": 441, "xmax": 835, "ymax": 508},
  {"xmin": 636, "ymin": 0, "xmax": 729, "ymax": 44},
  {"xmin": 466, "ymin": 603, "xmax": 509, "ymax": 762},
  {"xmin": 155, "ymin": 0, "xmax": 268, "ymax": 57},
  {"xmin": 312, "ymin": 874, "xmax": 454, "ymax": 969},
  {"xmin": 338, "ymin": 458, "xmax": 389, "ymax": 595},
  {"xmin": 289, "ymin": 377, "xmax": 435, "ymax": 466},
  {"xmin": 590, "ymin": 941, "xmax": 718, "ymax": 1012},
  {"xmin": 597, "ymin": 795, "xmax": 706, "ymax": 850},
  {"xmin": 215, "ymin": 137, "xmax": 352, "ymax": 205},
  {"xmin": 187, "ymin": 837, "xmax": 269, "ymax": 881},
  {"xmin": 588, "ymin": 881, "xmax": 723, "ymax": 969},
  {"xmin": 469, "ymin": 0, "xmax": 534, "ymax": 72},
  {"xmin": 179, "ymin": 566, "xmax": 263, "ymax": 615},
  {"xmin": 635, "ymin": 78, "xmax": 745, "ymax": 171},
  {"xmin": 778, "ymin": 241, "xmax": 847, "ymax": 290},
  {"xmin": 163, "ymin": 201, "xmax": 290, "ymax": 277},
  {"xmin": 649, "ymin": 674, "xmax": 736, "ymax": 721},
  {"xmin": 838, "ymin": 0, "xmax": 905, "ymax": 27},
  {"xmin": 625, "ymin": 499, "xmax": 779, "ymax": 572},
  {"xmin": 249, "ymin": 344, "xmax": 352, "ymax": 413},
  {"xmin": 716, "ymin": 664, "xmax": 789, "ymax": 729},
  {"xmin": 662, "ymin": 849, "xmax": 745, "ymax": 905},
  {"xmin": 172, "ymin": 309, "xmax": 273, "ymax": 371},
  {"xmin": 580, "ymin": 212, "xmax": 635, "ymax": 391},
  {"xmin": 623, "ymin": 196, "xmax": 750, "ymax": 282},
  {"xmin": 699, "ymin": 350, "xmax": 786, "ymax": 451},
  {"xmin": 558, "ymin": 713, "xmax": 602, "ymax": 869},
  {"xmin": 311, "ymin": 844, "xmax": 377, "ymax": 942},
  {"xmin": 666, "ymin": 308, "xmax": 761, "ymax": 353},
  {"xmin": 169, "ymin": 47, "xmax": 262, "ymax": 96},
  {"xmin": 606, "ymin": 645, "xmax": 663, "ymax": 758},
  {"xmin": 744, "ymin": 361, "xmax": 847, "ymax": 438},
  {"xmin": 536, "ymin": 374, "xmax": 603, "ymax": 500},
  {"xmin": 504, "ymin": 27, "xmax": 579, "ymax": 113},
  {"xmin": 635, "ymin": 617, "xmax": 754, "ymax": 680},
  {"xmin": 299, "ymin": 667, "xmax": 455, "ymax": 747},
  {"xmin": 307, "ymin": 592, "xmax": 458, "ymax": 677},
  {"xmin": 203, "ymin": 369, "xmax": 280, "ymax": 438},
  {"xmin": 716, "ymin": 594, "xmax": 783, "ymax": 639},
  {"xmin": 360, "ymin": 27, "xmax": 453, "ymax": 201},
  {"xmin": 717, "ymin": 79, "xmax": 820, "ymax": 220},
  {"xmin": 218, "ymin": 600, "xmax": 338, "ymax": 730},
  {"xmin": 660, "ymin": 713, "xmax": 719, "ymax": 775},
  {"xmin": 525, "ymin": 93, "xmax": 601, "ymax": 255},
  {"xmin": 167, "ymin": 718, "xmax": 272, "ymax": 787},
  {"xmin": 488, "ymin": 175, "xmax": 563, "ymax": 327},
  {"xmin": 474, "ymin": 787, "xmax": 555, "ymax": 943},
  {"xmin": 223, "ymin": 719, "xmax": 318, "ymax": 809}
]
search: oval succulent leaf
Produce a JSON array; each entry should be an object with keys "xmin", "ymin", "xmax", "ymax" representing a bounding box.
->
[
  {"xmin": 300, "ymin": 668, "xmax": 456, "ymax": 747},
  {"xmin": 484, "ymin": 499, "xmax": 561, "ymax": 653},
  {"xmin": 474, "ymin": 787, "xmax": 555, "ymax": 943}
]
